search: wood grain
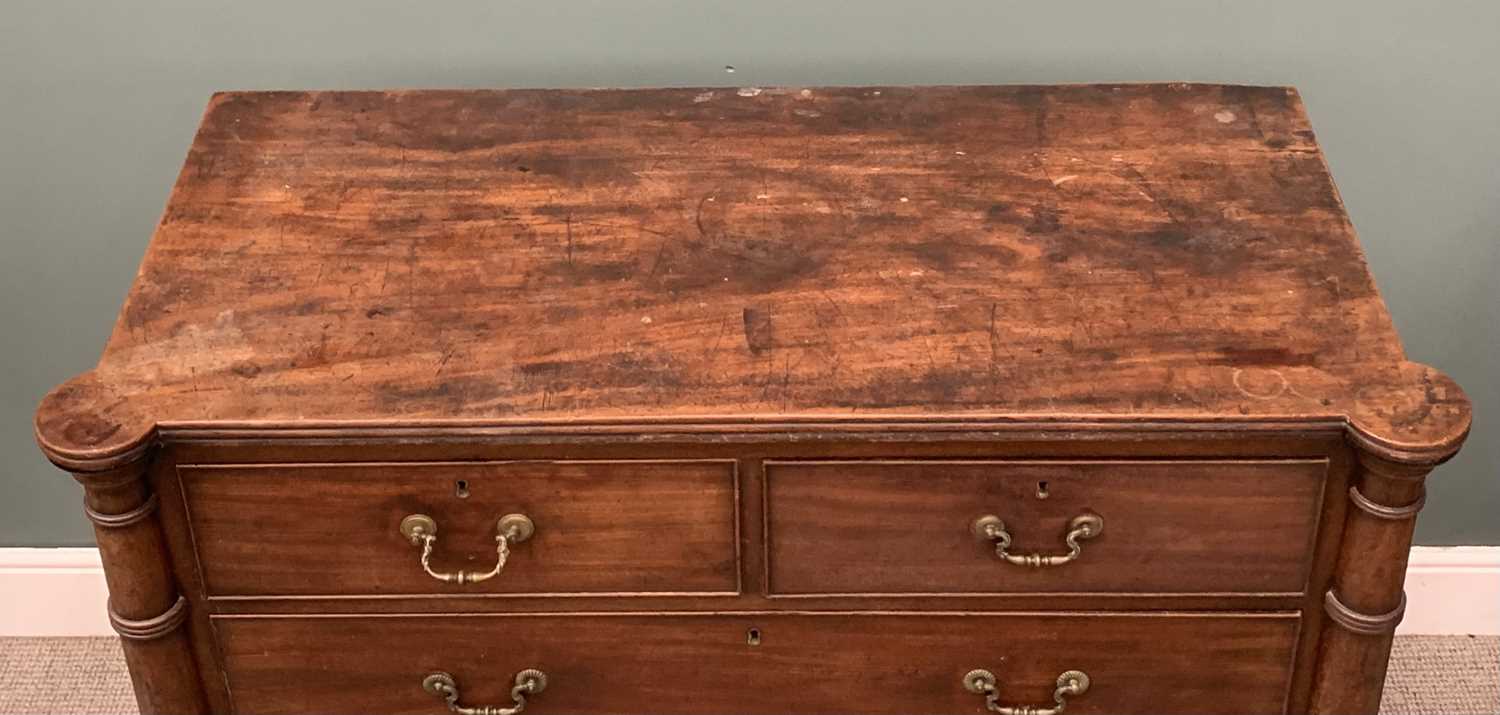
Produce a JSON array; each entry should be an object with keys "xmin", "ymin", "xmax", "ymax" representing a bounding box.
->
[
  {"xmin": 1309, "ymin": 452, "xmax": 1434, "ymax": 714},
  {"xmin": 215, "ymin": 612, "xmax": 1299, "ymax": 715},
  {"xmin": 179, "ymin": 460, "xmax": 738, "ymax": 596},
  {"xmin": 73, "ymin": 462, "xmax": 208, "ymax": 714},
  {"xmin": 765, "ymin": 459, "xmax": 1326, "ymax": 595},
  {"xmin": 32, "ymin": 85, "xmax": 1470, "ymax": 469},
  {"xmin": 31, "ymin": 84, "xmax": 1474, "ymax": 715}
]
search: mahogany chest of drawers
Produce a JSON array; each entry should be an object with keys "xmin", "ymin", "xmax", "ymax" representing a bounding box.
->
[{"xmin": 36, "ymin": 84, "xmax": 1470, "ymax": 715}]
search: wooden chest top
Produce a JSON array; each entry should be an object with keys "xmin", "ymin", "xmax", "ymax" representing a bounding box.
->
[{"xmin": 36, "ymin": 84, "xmax": 1469, "ymax": 468}]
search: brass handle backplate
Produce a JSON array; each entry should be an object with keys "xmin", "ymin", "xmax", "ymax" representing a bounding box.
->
[
  {"xmin": 400, "ymin": 513, "xmax": 535, "ymax": 584},
  {"xmin": 972, "ymin": 513, "xmax": 1102, "ymax": 567},
  {"xmin": 423, "ymin": 669, "xmax": 547, "ymax": 715},
  {"xmin": 963, "ymin": 668, "xmax": 1090, "ymax": 715}
]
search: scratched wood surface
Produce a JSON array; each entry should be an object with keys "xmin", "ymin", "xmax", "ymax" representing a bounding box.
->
[{"xmin": 35, "ymin": 84, "xmax": 1469, "ymax": 464}]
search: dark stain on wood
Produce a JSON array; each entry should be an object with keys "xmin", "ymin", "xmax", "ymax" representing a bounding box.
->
[
  {"xmin": 32, "ymin": 84, "xmax": 1471, "ymax": 464},
  {"xmin": 743, "ymin": 307, "xmax": 775, "ymax": 355},
  {"xmin": 28, "ymin": 83, "xmax": 1474, "ymax": 715}
]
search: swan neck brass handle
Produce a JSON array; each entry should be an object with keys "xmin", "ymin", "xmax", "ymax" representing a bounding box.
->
[
  {"xmin": 400, "ymin": 513, "xmax": 535, "ymax": 584},
  {"xmin": 972, "ymin": 513, "xmax": 1102, "ymax": 567},
  {"xmin": 422, "ymin": 669, "xmax": 547, "ymax": 715},
  {"xmin": 963, "ymin": 669, "xmax": 1090, "ymax": 715}
]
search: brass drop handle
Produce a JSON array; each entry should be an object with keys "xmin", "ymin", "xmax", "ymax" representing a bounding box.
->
[
  {"xmin": 422, "ymin": 669, "xmax": 547, "ymax": 715},
  {"xmin": 963, "ymin": 668, "xmax": 1090, "ymax": 715},
  {"xmin": 399, "ymin": 513, "xmax": 535, "ymax": 584},
  {"xmin": 972, "ymin": 513, "xmax": 1103, "ymax": 567}
]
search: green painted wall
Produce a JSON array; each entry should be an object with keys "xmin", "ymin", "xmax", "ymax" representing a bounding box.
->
[{"xmin": 2, "ymin": 1, "xmax": 1494, "ymax": 545}]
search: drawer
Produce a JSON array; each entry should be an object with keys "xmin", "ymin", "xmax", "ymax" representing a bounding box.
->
[
  {"xmin": 215, "ymin": 613, "xmax": 1298, "ymax": 714},
  {"xmin": 765, "ymin": 460, "xmax": 1325, "ymax": 595},
  {"xmin": 179, "ymin": 460, "xmax": 738, "ymax": 596}
]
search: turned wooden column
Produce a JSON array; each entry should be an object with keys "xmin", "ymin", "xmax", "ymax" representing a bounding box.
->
[
  {"xmin": 68, "ymin": 455, "xmax": 207, "ymax": 715},
  {"xmin": 1308, "ymin": 450, "xmax": 1436, "ymax": 715}
]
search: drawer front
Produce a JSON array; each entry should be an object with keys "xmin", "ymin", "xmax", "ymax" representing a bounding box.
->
[
  {"xmin": 180, "ymin": 460, "xmax": 738, "ymax": 596},
  {"xmin": 765, "ymin": 460, "xmax": 1325, "ymax": 595},
  {"xmin": 216, "ymin": 613, "xmax": 1298, "ymax": 715}
]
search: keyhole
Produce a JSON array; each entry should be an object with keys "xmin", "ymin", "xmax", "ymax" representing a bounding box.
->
[
  {"xmin": 746, "ymin": 628, "xmax": 762, "ymax": 646},
  {"xmin": 1036, "ymin": 481, "xmax": 1049, "ymax": 500},
  {"xmin": 455, "ymin": 480, "xmax": 470, "ymax": 499}
]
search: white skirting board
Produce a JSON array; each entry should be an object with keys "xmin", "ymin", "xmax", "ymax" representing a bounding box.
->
[{"xmin": 0, "ymin": 546, "xmax": 1496, "ymax": 637}]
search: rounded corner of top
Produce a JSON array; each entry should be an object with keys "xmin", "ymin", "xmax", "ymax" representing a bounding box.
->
[
  {"xmin": 34, "ymin": 370, "xmax": 156, "ymax": 474},
  {"xmin": 1346, "ymin": 361, "xmax": 1472, "ymax": 466}
]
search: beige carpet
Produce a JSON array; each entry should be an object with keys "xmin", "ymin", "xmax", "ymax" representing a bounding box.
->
[{"xmin": 1, "ymin": 635, "xmax": 1496, "ymax": 714}]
